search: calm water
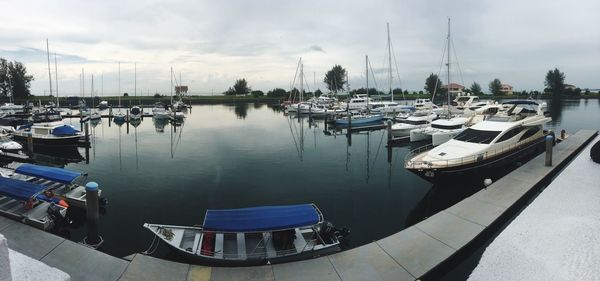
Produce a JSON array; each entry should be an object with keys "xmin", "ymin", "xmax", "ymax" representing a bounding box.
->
[{"xmin": 41, "ymin": 99, "xmax": 599, "ymax": 260}]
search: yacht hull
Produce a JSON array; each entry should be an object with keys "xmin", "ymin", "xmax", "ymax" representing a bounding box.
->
[{"xmin": 407, "ymin": 135, "xmax": 546, "ymax": 183}]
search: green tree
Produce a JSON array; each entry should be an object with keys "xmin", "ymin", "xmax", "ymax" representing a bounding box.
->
[
  {"xmin": 314, "ymin": 89, "xmax": 323, "ymax": 97},
  {"xmin": 489, "ymin": 78, "xmax": 502, "ymax": 95},
  {"xmin": 544, "ymin": 68, "xmax": 565, "ymax": 98},
  {"xmin": 251, "ymin": 90, "xmax": 264, "ymax": 98},
  {"xmin": 470, "ymin": 82, "xmax": 483, "ymax": 95},
  {"xmin": 323, "ymin": 65, "xmax": 347, "ymax": 93},
  {"xmin": 224, "ymin": 78, "xmax": 251, "ymax": 96},
  {"xmin": 424, "ymin": 73, "xmax": 442, "ymax": 95},
  {"xmin": 267, "ymin": 88, "xmax": 287, "ymax": 97},
  {"xmin": 0, "ymin": 59, "xmax": 33, "ymax": 99}
]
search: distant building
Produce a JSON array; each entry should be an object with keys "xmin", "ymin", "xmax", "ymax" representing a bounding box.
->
[
  {"xmin": 175, "ymin": 86, "xmax": 188, "ymax": 94},
  {"xmin": 500, "ymin": 84, "xmax": 514, "ymax": 95},
  {"xmin": 564, "ymin": 84, "xmax": 577, "ymax": 91},
  {"xmin": 442, "ymin": 83, "xmax": 466, "ymax": 96}
]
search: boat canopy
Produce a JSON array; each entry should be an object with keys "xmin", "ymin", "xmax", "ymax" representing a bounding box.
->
[
  {"xmin": 52, "ymin": 125, "xmax": 80, "ymax": 136},
  {"xmin": 0, "ymin": 176, "xmax": 46, "ymax": 201},
  {"xmin": 16, "ymin": 164, "xmax": 82, "ymax": 184},
  {"xmin": 203, "ymin": 204, "xmax": 321, "ymax": 232}
]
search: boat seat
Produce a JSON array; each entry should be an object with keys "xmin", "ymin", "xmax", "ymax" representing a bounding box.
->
[
  {"xmin": 263, "ymin": 233, "xmax": 277, "ymax": 258},
  {"xmin": 293, "ymin": 228, "xmax": 307, "ymax": 252},
  {"xmin": 191, "ymin": 233, "xmax": 201, "ymax": 254},
  {"xmin": 214, "ymin": 233, "xmax": 224, "ymax": 258},
  {"xmin": 237, "ymin": 233, "xmax": 247, "ymax": 259}
]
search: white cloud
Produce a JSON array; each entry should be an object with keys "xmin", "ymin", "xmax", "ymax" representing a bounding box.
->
[{"xmin": 0, "ymin": 0, "xmax": 598, "ymax": 96}]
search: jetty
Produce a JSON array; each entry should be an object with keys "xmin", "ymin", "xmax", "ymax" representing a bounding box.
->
[{"xmin": 0, "ymin": 129, "xmax": 595, "ymax": 280}]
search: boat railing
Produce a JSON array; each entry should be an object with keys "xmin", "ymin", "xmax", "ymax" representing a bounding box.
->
[{"xmin": 405, "ymin": 137, "xmax": 545, "ymax": 169}]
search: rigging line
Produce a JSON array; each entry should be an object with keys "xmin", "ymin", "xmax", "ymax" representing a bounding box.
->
[
  {"xmin": 367, "ymin": 59, "xmax": 380, "ymax": 92},
  {"xmin": 450, "ymin": 38, "xmax": 465, "ymax": 87},
  {"xmin": 432, "ymin": 40, "xmax": 448, "ymax": 101},
  {"xmin": 390, "ymin": 40, "xmax": 405, "ymax": 101},
  {"xmin": 289, "ymin": 58, "xmax": 301, "ymax": 102}
]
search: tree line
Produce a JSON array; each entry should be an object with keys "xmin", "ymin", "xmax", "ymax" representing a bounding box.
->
[{"xmin": 0, "ymin": 58, "xmax": 33, "ymax": 100}]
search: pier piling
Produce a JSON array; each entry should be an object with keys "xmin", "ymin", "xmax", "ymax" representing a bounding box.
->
[
  {"xmin": 387, "ymin": 120, "xmax": 393, "ymax": 142},
  {"xmin": 545, "ymin": 135, "xmax": 554, "ymax": 166},
  {"xmin": 83, "ymin": 182, "xmax": 102, "ymax": 248}
]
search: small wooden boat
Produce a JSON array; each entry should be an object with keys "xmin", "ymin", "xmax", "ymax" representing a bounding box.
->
[
  {"xmin": 143, "ymin": 204, "xmax": 348, "ymax": 266},
  {"xmin": 11, "ymin": 122, "xmax": 83, "ymax": 145}
]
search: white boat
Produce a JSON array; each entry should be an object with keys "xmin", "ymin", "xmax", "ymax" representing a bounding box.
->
[
  {"xmin": 409, "ymin": 117, "xmax": 468, "ymax": 146},
  {"xmin": 90, "ymin": 110, "xmax": 102, "ymax": 120},
  {"xmin": 391, "ymin": 112, "xmax": 438, "ymax": 139},
  {"xmin": 98, "ymin": 101, "xmax": 108, "ymax": 109},
  {"xmin": 336, "ymin": 56, "xmax": 383, "ymax": 125},
  {"xmin": 11, "ymin": 121, "xmax": 83, "ymax": 145},
  {"xmin": 405, "ymin": 100, "xmax": 551, "ymax": 183},
  {"xmin": 129, "ymin": 106, "xmax": 142, "ymax": 120},
  {"xmin": 343, "ymin": 95, "xmax": 375, "ymax": 110},
  {"xmin": 143, "ymin": 204, "xmax": 348, "ymax": 266},
  {"xmin": 152, "ymin": 103, "xmax": 171, "ymax": 120}
]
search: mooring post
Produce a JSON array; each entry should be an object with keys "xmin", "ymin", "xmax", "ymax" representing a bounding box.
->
[
  {"xmin": 84, "ymin": 122, "xmax": 89, "ymax": 144},
  {"xmin": 27, "ymin": 132, "xmax": 33, "ymax": 153},
  {"xmin": 84, "ymin": 182, "xmax": 102, "ymax": 247},
  {"xmin": 387, "ymin": 120, "xmax": 393, "ymax": 142},
  {"xmin": 545, "ymin": 135, "xmax": 554, "ymax": 166}
]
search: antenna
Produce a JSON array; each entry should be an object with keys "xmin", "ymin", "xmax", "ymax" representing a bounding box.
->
[
  {"xmin": 54, "ymin": 52, "xmax": 59, "ymax": 106},
  {"xmin": 387, "ymin": 22, "xmax": 393, "ymax": 102}
]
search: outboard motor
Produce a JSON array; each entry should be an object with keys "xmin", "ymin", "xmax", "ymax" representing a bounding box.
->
[
  {"xmin": 47, "ymin": 203, "xmax": 66, "ymax": 227},
  {"xmin": 320, "ymin": 221, "xmax": 350, "ymax": 243}
]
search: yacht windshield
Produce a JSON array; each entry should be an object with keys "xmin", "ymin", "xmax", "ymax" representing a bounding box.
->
[
  {"xmin": 454, "ymin": 128, "xmax": 501, "ymax": 144},
  {"xmin": 399, "ymin": 119, "xmax": 428, "ymax": 125},
  {"xmin": 431, "ymin": 124, "xmax": 463, "ymax": 130}
]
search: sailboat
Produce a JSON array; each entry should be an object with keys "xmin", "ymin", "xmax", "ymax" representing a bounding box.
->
[
  {"xmin": 335, "ymin": 56, "xmax": 384, "ymax": 125},
  {"xmin": 113, "ymin": 62, "xmax": 126, "ymax": 123},
  {"xmin": 129, "ymin": 63, "xmax": 142, "ymax": 121},
  {"xmin": 409, "ymin": 18, "xmax": 468, "ymax": 146},
  {"xmin": 90, "ymin": 75, "xmax": 101, "ymax": 121}
]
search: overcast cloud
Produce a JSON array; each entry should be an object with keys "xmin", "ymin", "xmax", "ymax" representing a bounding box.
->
[{"xmin": 0, "ymin": 0, "xmax": 598, "ymax": 96}]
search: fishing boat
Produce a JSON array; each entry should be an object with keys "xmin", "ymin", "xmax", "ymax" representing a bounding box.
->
[
  {"xmin": 0, "ymin": 176, "xmax": 67, "ymax": 230},
  {"xmin": 0, "ymin": 163, "xmax": 104, "ymax": 209},
  {"xmin": 11, "ymin": 122, "xmax": 83, "ymax": 145},
  {"xmin": 143, "ymin": 204, "xmax": 348, "ymax": 266},
  {"xmin": 405, "ymin": 100, "xmax": 551, "ymax": 183}
]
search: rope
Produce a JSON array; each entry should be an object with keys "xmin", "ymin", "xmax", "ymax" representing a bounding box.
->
[{"xmin": 142, "ymin": 234, "xmax": 159, "ymax": 255}]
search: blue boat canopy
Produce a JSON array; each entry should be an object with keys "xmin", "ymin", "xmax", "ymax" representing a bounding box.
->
[
  {"xmin": 203, "ymin": 204, "xmax": 322, "ymax": 232},
  {"xmin": 16, "ymin": 164, "xmax": 82, "ymax": 184},
  {"xmin": 52, "ymin": 125, "xmax": 80, "ymax": 136},
  {"xmin": 0, "ymin": 176, "xmax": 46, "ymax": 201}
]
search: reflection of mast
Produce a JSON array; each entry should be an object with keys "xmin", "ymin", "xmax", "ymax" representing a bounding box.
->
[
  {"xmin": 118, "ymin": 125, "xmax": 122, "ymax": 171},
  {"xmin": 366, "ymin": 131, "xmax": 370, "ymax": 183},
  {"xmin": 134, "ymin": 125, "xmax": 139, "ymax": 170}
]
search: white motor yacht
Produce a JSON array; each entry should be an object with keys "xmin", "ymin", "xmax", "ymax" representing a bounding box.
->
[
  {"xmin": 405, "ymin": 100, "xmax": 551, "ymax": 182},
  {"xmin": 409, "ymin": 117, "xmax": 468, "ymax": 146},
  {"xmin": 391, "ymin": 112, "xmax": 438, "ymax": 139}
]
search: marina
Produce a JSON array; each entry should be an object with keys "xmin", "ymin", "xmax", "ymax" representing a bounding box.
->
[{"xmin": 1, "ymin": 2, "xmax": 599, "ymax": 278}]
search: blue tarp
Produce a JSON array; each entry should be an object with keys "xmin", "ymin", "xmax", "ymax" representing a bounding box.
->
[
  {"xmin": 0, "ymin": 176, "xmax": 46, "ymax": 201},
  {"xmin": 16, "ymin": 164, "xmax": 82, "ymax": 184},
  {"xmin": 203, "ymin": 204, "xmax": 321, "ymax": 232},
  {"xmin": 52, "ymin": 125, "xmax": 80, "ymax": 136}
]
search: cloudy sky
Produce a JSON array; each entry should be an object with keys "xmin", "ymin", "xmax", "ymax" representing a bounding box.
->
[{"xmin": 1, "ymin": 0, "xmax": 599, "ymax": 96}]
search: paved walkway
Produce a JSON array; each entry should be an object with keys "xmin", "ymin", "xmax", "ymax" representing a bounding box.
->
[
  {"xmin": 469, "ymin": 134, "xmax": 600, "ymax": 280},
  {"xmin": 1, "ymin": 130, "xmax": 597, "ymax": 281}
]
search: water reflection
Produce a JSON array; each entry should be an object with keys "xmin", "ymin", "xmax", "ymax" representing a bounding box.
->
[
  {"xmin": 28, "ymin": 146, "xmax": 85, "ymax": 167},
  {"xmin": 153, "ymin": 118, "xmax": 169, "ymax": 133},
  {"xmin": 233, "ymin": 103, "xmax": 249, "ymax": 119}
]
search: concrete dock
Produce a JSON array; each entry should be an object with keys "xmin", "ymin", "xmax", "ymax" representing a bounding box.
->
[{"xmin": 0, "ymin": 130, "xmax": 597, "ymax": 281}]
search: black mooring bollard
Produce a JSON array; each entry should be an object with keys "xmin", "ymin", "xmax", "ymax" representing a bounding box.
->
[
  {"xmin": 545, "ymin": 135, "xmax": 554, "ymax": 166},
  {"xmin": 84, "ymin": 182, "xmax": 102, "ymax": 248}
]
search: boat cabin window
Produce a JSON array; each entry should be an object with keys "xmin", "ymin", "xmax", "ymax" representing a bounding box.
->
[
  {"xmin": 431, "ymin": 123, "xmax": 463, "ymax": 130},
  {"xmin": 497, "ymin": 127, "xmax": 526, "ymax": 142},
  {"xmin": 400, "ymin": 119, "xmax": 428, "ymax": 125},
  {"xmin": 34, "ymin": 128, "xmax": 49, "ymax": 134},
  {"xmin": 518, "ymin": 126, "xmax": 541, "ymax": 141},
  {"xmin": 454, "ymin": 128, "xmax": 501, "ymax": 144},
  {"xmin": 351, "ymin": 99, "xmax": 365, "ymax": 103}
]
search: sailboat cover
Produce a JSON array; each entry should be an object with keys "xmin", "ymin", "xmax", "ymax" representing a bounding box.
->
[
  {"xmin": 16, "ymin": 164, "xmax": 82, "ymax": 184},
  {"xmin": 202, "ymin": 204, "xmax": 321, "ymax": 232},
  {"xmin": 0, "ymin": 176, "xmax": 46, "ymax": 201}
]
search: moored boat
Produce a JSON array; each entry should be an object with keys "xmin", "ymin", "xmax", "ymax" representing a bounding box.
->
[
  {"xmin": 143, "ymin": 203, "xmax": 348, "ymax": 266},
  {"xmin": 405, "ymin": 100, "xmax": 551, "ymax": 183},
  {"xmin": 11, "ymin": 122, "xmax": 83, "ymax": 145}
]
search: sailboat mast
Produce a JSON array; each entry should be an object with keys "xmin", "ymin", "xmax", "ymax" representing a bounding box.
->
[
  {"xmin": 54, "ymin": 53, "xmax": 59, "ymax": 107},
  {"xmin": 299, "ymin": 59, "xmax": 303, "ymax": 102},
  {"xmin": 46, "ymin": 39, "xmax": 53, "ymax": 97},
  {"xmin": 118, "ymin": 62, "xmax": 121, "ymax": 107},
  {"xmin": 170, "ymin": 67, "xmax": 173, "ymax": 105},
  {"xmin": 91, "ymin": 74, "xmax": 94, "ymax": 107},
  {"xmin": 387, "ymin": 22, "xmax": 393, "ymax": 102},
  {"xmin": 446, "ymin": 18, "xmax": 451, "ymax": 117},
  {"xmin": 366, "ymin": 55, "xmax": 369, "ymax": 111},
  {"xmin": 134, "ymin": 62, "xmax": 137, "ymax": 98}
]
